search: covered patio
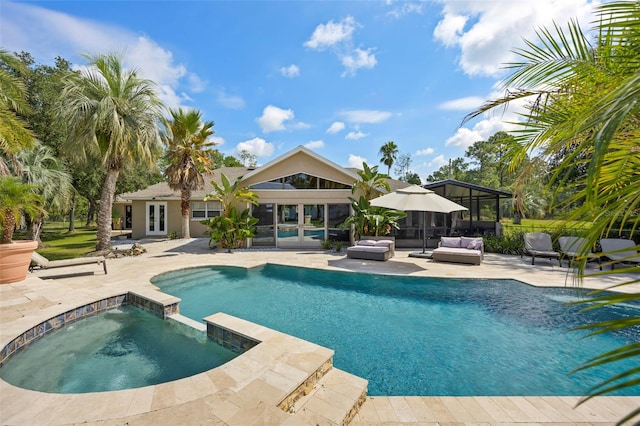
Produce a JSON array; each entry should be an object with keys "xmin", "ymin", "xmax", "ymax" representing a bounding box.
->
[{"xmin": 391, "ymin": 180, "xmax": 512, "ymax": 248}]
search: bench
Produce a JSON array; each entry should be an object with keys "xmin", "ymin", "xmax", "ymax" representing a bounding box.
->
[{"xmin": 432, "ymin": 236, "xmax": 483, "ymax": 265}]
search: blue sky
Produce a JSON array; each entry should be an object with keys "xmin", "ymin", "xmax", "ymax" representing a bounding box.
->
[{"xmin": 1, "ymin": 0, "xmax": 598, "ymax": 181}]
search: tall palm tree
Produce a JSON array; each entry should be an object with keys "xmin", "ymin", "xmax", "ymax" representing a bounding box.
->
[
  {"xmin": 162, "ymin": 108, "xmax": 216, "ymax": 239},
  {"xmin": 18, "ymin": 144, "xmax": 72, "ymax": 242},
  {"xmin": 0, "ymin": 49, "xmax": 35, "ymax": 175},
  {"xmin": 352, "ymin": 162, "xmax": 390, "ymax": 200},
  {"xmin": 465, "ymin": 2, "xmax": 640, "ymax": 421},
  {"xmin": 57, "ymin": 53, "xmax": 164, "ymax": 251},
  {"xmin": 379, "ymin": 140, "xmax": 398, "ymax": 175}
]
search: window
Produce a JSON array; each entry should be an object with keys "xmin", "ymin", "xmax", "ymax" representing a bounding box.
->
[
  {"xmin": 250, "ymin": 174, "xmax": 352, "ymax": 190},
  {"xmin": 192, "ymin": 201, "xmax": 221, "ymax": 219}
]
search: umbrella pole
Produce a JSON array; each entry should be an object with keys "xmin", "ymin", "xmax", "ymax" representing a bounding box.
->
[{"xmin": 422, "ymin": 211, "xmax": 427, "ymax": 253}]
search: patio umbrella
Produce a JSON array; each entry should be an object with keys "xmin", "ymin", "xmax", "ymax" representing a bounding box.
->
[{"xmin": 370, "ymin": 184, "xmax": 468, "ymax": 255}]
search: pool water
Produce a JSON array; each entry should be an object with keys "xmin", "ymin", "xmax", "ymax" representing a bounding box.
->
[
  {"xmin": 0, "ymin": 306, "xmax": 237, "ymax": 393},
  {"xmin": 151, "ymin": 264, "xmax": 640, "ymax": 396}
]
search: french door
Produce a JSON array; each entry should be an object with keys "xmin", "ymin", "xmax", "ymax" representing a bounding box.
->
[
  {"xmin": 276, "ymin": 204, "xmax": 325, "ymax": 248},
  {"xmin": 146, "ymin": 202, "xmax": 167, "ymax": 236}
]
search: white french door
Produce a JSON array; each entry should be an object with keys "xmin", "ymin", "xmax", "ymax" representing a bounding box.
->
[{"xmin": 146, "ymin": 202, "xmax": 167, "ymax": 236}]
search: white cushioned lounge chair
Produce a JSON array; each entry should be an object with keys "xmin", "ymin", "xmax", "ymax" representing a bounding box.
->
[
  {"xmin": 523, "ymin": 232, "xmax": 561, "ymax": 266},
  {"xmin": 558, "ymin": 236, "xmax": 601, "ymax": 269},
  {"xmin": 599, "ymin": 238, "xmax": 640, "ymax": 270},
  {"xmin": 30, "ymin": 251, "xmax": 107, "ymax": 274}
]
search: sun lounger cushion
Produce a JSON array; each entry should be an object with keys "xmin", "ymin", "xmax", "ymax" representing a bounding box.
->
[
  {"xmin": 599, "ymin": 238, "xmax": 640, "ymax": 269},
  {"xmin": 346, "ymin": 238, "xmax": 395, "ymax": 261}
]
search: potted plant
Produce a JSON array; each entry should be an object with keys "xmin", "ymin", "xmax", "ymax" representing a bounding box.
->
[{"xmin": 0, "ymin": 176, "xmax": 46, "ymax": 284}]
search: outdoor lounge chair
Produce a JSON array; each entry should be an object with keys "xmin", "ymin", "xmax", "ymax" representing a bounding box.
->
[
  {"xmin": 523, "ymin": 232, "xmax": 561, "ymax": 266},
  {"xmin": 599, "ymin": 238, "xmax": 640, "ymax": 270},
  {"xmin": 558, "ymin": 236, "xmax": 601, "ymax": 269},
  {"xmin": 30, "ymin": 251, "xmax": 107, "ymax": 274}
]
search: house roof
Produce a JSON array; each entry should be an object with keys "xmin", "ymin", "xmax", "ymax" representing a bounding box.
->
[
  {"xmin": 116, "ymin": 166, "xmax": 250, "ymax": 201},
  {"xmin": 423, "ymin": 179, "xmax": 512, "ymax": 199},
  {"xmin": 243, "ymin": 145, "xmax": 360, "ymax": 182}
]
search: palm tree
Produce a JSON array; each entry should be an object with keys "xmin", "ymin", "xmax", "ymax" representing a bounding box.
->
[
  {"xmin": 57, "ymin": 53, "xmax": 164, "ymax": 251},
  {"xmin": 18, "ymin": 144, "xmax": 72, "ymax": 242},
  {"xmin": 0, "ymin": 176, "xmax": 45, "ymax": 244},
  {"xmin": 162, "ymin": 108, "xmax": 216, "ymax": 239},
  {"xmin": 465, "ymin": 2, "xmax": 640, "ymax": 421},
  {"xmin": 352, "ymin": 162, "xmax": 390, "ymax": 200},
  {"xmin": 0, "ymin": 49, "xmax": 35, "ymax": 176},
  {"xmin": 379, "ymin": 140, "xmax": 398, "ymax": 175}
]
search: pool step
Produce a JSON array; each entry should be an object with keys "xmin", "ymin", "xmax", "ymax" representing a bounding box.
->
[{"xmin": 288, "ymin": 368, "xmax": 368, "ymax": 426}]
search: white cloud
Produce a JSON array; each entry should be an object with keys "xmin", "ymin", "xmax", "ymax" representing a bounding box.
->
[
  {"xmin": 326, "ymin": 122, "xmax": 346, "ymax": 133},
  {"xmin": 429, "ymin": 155, "xmax": 448, "ymax": 168},
  {"xmin": 216, "ymin": 88, "xmax": 245, "ymax": 110},
  {"xmin": 341, "ymin": 48, "xmax": 377, "ymax": 77},
  {"xmin": 433, "ymin": 0, "xmax": 597, "ymax": 76},
  {"xmin": 416, "ymin": 148, "xmax": 435, "ymax": 156},
  {"xmin": 346, "ymin": 130, "xmax": 369, "ymax": 140},
  {"xmin": 439, "ymin": 96, "xmax": 485, "ymax": 111},
  {"xmin": 445, "ymin": 116, "xmax": 515, "ymax": 149},
  {"xmin": 340, "ymin": 110, "xmax": 392, "ymax": 124},
  {"xmin": 348, "ymin": 154, "xmax": 367, "ymax": 168},
  {"xmin": 304, "ymin": 140, "xmax": 325, "ymax": 150},
  {"xmin": 236, "ymin": 137, "xmax": 274, "ymax": 158},
  {"xmin": 387, "ymin": 2, "xmax": 424, "ymax": 19},
  {"xmin": 256, "ymin": 105, "xmax": 295, "ymax": 133},
  {"xmin": 280, "ymin": 64, "xmax": 300, "ymax": 78},
  {"xmin": 210, "ymin": 136, "xmax": 225, "ymax": 146},
  {"xmin": 0, "ymin": 2, "xmax": 204, "ymax": 110},
  {"xmin": 304, "ymin": 16, "xmax": 356, "ymax": 50}
]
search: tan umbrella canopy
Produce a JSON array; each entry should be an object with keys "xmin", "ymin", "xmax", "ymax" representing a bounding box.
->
[{"xmin": 370, "ymin": 184, "xmax": 468, "ymax": 254}]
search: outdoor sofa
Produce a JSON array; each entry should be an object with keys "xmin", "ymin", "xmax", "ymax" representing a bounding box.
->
[
  {"xmin": 30, "ymin": 251, "xmax": 108, "ymax": 274},
  {"xmin": 347, "ymin": 237, "xmax": 395, "ymax": 261},
  {"xmin": 432, "ymin": 236, "xmax": 483, "ymax": 265}
]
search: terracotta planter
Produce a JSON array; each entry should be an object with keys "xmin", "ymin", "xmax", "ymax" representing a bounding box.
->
[{"xmin": 0, "ymin": 240, "xmax": 38, "ymax": 284}]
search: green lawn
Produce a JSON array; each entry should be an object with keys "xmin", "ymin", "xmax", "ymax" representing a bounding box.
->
[
  {"xmin": 35, "ymin": 222, "xmax": 98, "ymax": 260},
  {"xmin": 501, "ymin": 218, "xmax": 592, "ymax": 236}
]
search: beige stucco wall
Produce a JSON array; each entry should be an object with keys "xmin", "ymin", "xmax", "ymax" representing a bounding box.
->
[{"xmin": 241, "ymin": 151, "xmax": 356, "ymax": 188}]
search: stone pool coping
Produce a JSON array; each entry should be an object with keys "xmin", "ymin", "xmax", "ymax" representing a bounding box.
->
[{"xmin": 1, "ymin": 237, "xmax": 639, "ymax": 425}]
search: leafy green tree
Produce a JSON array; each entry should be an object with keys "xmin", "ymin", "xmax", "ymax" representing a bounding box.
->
[
  {"xmin": 341, "ymin": 195, "xmax": 406, "ymax": 240},
  {"xmin": 465, "ymin": 2, "xmax": 640, "ymax": 421},
  {"xmin": 57, "ymin": 53, "xmax": 164, "ymax": 251},
  {"xmin": 403, "ymin": 172, "xmax": 422, "ymax": 185},
  {"xmin": 17, "ymin": 144, "xmax": 72, "ymax": 242},
  {"xmin": 202, "ymin": 173, "xmax": 259, "ymax": 251},
  {"xmin": 0, "ymin": 176, "xmax": 45, "ymax": 243},
  {"xmin": 426, "ymin": 158, "xmax": 469, "ymax": 182},
  {"xmin": 210, "ymin": 150, "xmax": 244, "ymax": 168},
  {"xmin": 0, "ymin": 49, "xmax": 35, "ymax": 175},
  {"xmin": 379, "ymin": 140, "xmax": 398, "ymax": 175},
  {"xmin": 162, "ymin": 108, "xmax": 216, "ymax": 238},
  {"xmin": 352, "ymin": 162, "xmax": 390, "ymax": 200},
  {"xmin": 239, "ymin": 150, "xmax": 257, "ymax": 167}
]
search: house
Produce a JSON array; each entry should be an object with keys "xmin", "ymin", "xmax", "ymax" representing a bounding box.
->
[
  {"xmin": 115, "ymin": 146, "xmax": 363, "ymax": 248},
  {"xmin": 115, "ymin": 146, "xmax": 512, "ymax": 249}
]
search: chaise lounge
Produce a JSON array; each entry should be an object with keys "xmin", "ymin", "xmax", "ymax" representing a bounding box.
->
[
  {"xmin": 523, "ymin": 232, "xmax": 561, "ymax": 266},
  {"xmin": 346, "ymin": 238, "xmax": 395, "ymax": 261},
  {"xmin": 30, "ymin": 252, "xmax": 108, "ymax": 274},
  {"xmin": 432, "ymin": 236, "xmax": 483, "ymax": 265},
  {"xmin": 599, "ymin": 238, "xmax": 640, "ymax": 270}
]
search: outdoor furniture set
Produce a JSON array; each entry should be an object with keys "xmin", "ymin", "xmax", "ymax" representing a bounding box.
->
[
  {"xmin": 523, "ymin": 232, "xmax": 640, "ymax": 270},
  {"xmin": 432, "ymin": 236, "xmax": 484, "ymax": 265}
]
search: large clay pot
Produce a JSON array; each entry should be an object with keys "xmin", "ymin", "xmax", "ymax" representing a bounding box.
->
[{"xmin": 0, "ymin": 240, "xmax": 38, "ymax": 284}]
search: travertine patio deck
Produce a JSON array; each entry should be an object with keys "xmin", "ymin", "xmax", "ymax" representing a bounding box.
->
[{"xmin": 1, "ymin": 237, "xmax": 639, "ymax": 425}]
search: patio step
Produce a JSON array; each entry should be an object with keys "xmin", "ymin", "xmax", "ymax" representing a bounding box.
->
[{"xmin": 287, "ymin": 368, "xmax": 368, "ymax": 426}]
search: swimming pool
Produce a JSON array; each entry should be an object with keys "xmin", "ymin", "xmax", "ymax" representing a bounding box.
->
[
  {"xmin": 0, "ymin": 306, "xmax": 237, "ymax": 393},
  {"xmin": 151, "ymin": 264, "xmax": 640, "ymax": 396}
]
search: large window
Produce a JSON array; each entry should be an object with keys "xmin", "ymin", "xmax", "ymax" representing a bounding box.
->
[
  {"xmin": 191, "ymin": 201, "xmax": 221, "ymax": 219},
  {"xmin": 327, "ymin": 204, "xmax": 350, "ymax": 241},
  {"xmin": 250, "ymin": 173, "xmax": 351, "ymax": 190}
]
